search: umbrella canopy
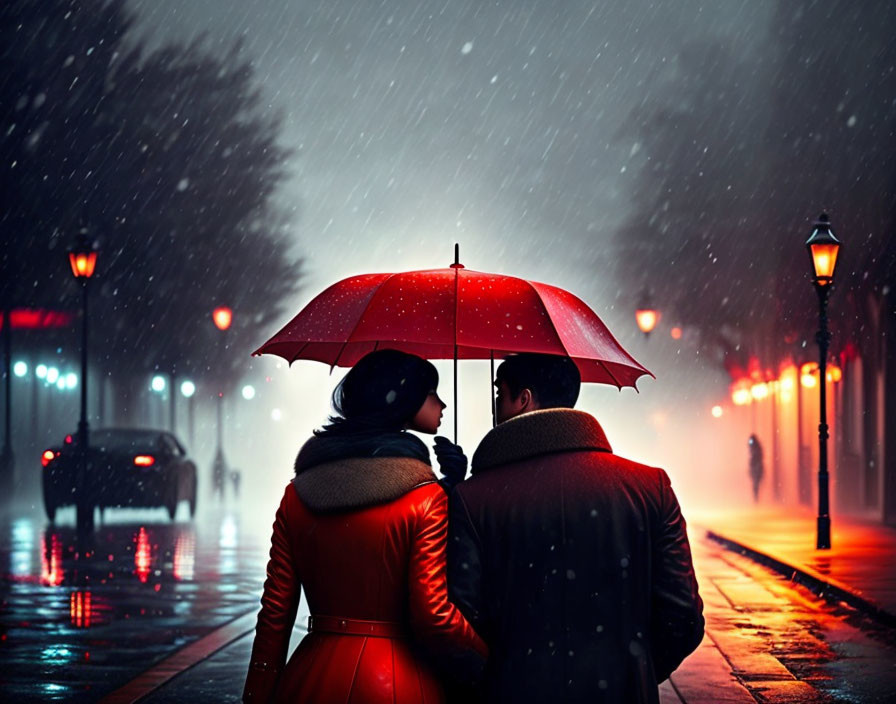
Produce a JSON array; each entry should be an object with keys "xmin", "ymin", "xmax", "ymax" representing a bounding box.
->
[{"xmin": 254, "ymin": 262, "xmax": 651, "ymax": 388}]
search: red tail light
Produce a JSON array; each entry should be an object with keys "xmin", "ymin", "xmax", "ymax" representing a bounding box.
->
[
  {"xmin": 133, "ymin": 455, "xmax": 155, "ymax": 467},
  {"xmin": 65, "ymin": 434, "xmax": 73, "ymax": 444},
  {"xmin": 42, "ymin": 450, "xmax": 57, "ymax": 467}
]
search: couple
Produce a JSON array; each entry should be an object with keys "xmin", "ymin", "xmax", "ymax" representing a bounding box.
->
[{"xmin": 242, "ymin": 349, "xmax": 704, "ymax": 703}]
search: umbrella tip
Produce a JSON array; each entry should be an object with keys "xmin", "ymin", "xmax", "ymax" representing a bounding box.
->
[{"xmin": 450, "ymin": 242, "xmax": 464, "ymax": 269}]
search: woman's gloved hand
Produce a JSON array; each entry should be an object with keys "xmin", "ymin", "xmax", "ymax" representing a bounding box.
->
[{"xmin": 433, "ymin": 436, "xmax": 467, "ymax": 490}]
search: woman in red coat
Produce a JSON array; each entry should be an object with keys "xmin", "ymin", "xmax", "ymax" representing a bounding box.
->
[{"xmin": 243, "ymin": 349, "xmax": 487, "ymax": 703}]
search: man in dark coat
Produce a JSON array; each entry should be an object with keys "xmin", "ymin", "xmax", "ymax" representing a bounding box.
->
[{"xmin": 447, "ymin": 353, "xmax": 704, "ymax": 703}]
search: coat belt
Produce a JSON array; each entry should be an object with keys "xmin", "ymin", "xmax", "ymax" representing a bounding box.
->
[{"xmin": 308, "ymin": 615, "xmax": 405, "ymax": 638}]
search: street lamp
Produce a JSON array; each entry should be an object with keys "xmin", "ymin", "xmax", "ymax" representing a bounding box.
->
[
  {"xmin": 69, "ymin": 227, "xmax": 98, "ymax": 535},
  {"xmin": 635, "ymin": 288, "xmax": 659, "ymax": 337},
  {"xmin": 806, "ymin": 212, "xmax": 841, "ymax": 550},
  {"xmin": 211, "ymin": 306, "xmax": 232, "ymax": 499}
]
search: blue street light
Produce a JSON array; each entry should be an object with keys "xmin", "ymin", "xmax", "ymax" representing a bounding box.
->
[
  {"xmin": 36, "ymin": 364, "xmax": 47, "ymax": 379},
  {"xmin": 13, "ymin": 361, "xmax": 27, "ymax": 377},
  {"xmin": 241, "ymin": 384, "xmax": 256, "ymax": 400},
  {"xmin": 46, "ymin": 367, "xmax": 59, "ymax": 384},
  {"xmin": 151, "ymin": 375, "xmax": 166, "ymax": 393},
  {"xmin": 65, "ymin": 372, "xmax": 78, "ymax": 390},
  {"xmin": 180, "ymin": 380, "xmax": 196, "ymax": 398}
]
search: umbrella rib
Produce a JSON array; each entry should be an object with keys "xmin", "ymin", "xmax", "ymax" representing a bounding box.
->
[
  {"xmin": 331, "ymin": 274, "xmax": 397, "ymax": 369},
  {"xmin": 288, "ymin": 341, "xmax": 310, "ymax": 366},
  {"xmin": 523, "ymin": 279, "xmax": 628, "ymax": 390},
  {"xmin": 597, "ymin": 360, "xmax": 623, "ymax": 390},
  {"xmin": 331, "ymin": 339, "xmax": 350, "ymax": 371},
  {"xmin": 521, "ymin": 278, "xmax": 570, "ymax": 356}
]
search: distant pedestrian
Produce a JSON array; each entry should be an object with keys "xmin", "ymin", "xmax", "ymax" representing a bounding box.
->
[
  {"xmin": 212, "ymin": 452, "xmax": 226, "ymax": 500},
  {"xmin": 748, "ymin": 434, "xmax": 764, "ymax": 503}
]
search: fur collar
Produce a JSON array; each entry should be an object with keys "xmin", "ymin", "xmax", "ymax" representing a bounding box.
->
[
  {"xmin": 295, "ymin": 431, "xmax": 430, "ymax": 473},
  {"xmin": 293, "ymin": 431, "xmax": 437, "ymax": 512},
  {"xmin": 292, "ymin": 457, "xmax": 436, "ymax": 513},
  {"xmin": 471, "ymin": 408, "xmax": 611, "ymax": 473}
]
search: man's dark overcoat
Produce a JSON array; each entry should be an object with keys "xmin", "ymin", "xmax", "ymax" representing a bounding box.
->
[{"xmin": 448, "ymin": 408, "xmax": 704, "ymax": 704}]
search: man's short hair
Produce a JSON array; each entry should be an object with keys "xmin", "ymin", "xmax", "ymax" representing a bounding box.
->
[{"xmin": 496, "ymin": 353, "xmax": 581, "ymax": 408}]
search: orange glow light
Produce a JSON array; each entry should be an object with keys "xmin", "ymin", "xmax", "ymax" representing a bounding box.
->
[
  {"xmin": 70, "ymin": 590, "xmax": 93, "ymax": 628},
  {"xmin": 711, "ymin": 405, "xmax": 723, "ymax": 418},
  {"xmin": 133, "ymin": 455, "xmax": 155, "ymax": 467},
  {"xmin": 750, "ymin": 383, "xmax": 769, "ymax": 400},
  {"xmin": 68, "ymin": 251, "xmax": 97, "ymax": 279},
  {"xmin": 41, "ymin": 533, "xmax": 63, "ymax": 586},
  {"xmin": 135, "ymin": 527, "xmax": 151, "ymax": 583},
  {"xmin": 212, "ymin": 306, "xmax": 233, "ymax": 331},
  {"xmin": 635, "ymin": 309, "xmax": 659, "ymax": 335},
  {"xmin": 809, "ymin": 242, "xmax": 840, "ymax": 284},
  {"xmin": 41, "ymin": 449, "xmax": 57, "ymax": 467},
  {"xmin": 732, "ymin": 388, "xmax": 751, "ymax": 406},
  {"xmin": 670, "ymin": 326, "xmax": 682, "ymax": 340},
  {"xmin": 827, "ymin": 365, "xmax": 842, "ymax": 383},
  {"xmin": 801, "ymin": 372, "xmax": 818, "ymax": 388}
]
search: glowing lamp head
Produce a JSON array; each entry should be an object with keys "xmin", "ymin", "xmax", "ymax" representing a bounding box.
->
[
  {"xmin": 800, "ymin": 362, "xmax": 819, "ymax": 388},
  {"xmin": 805, "ymin": 213, "xmax": 841, "ymax": 287},
  {"xmin": 827, "ymin": 365, "xmax": 842, "ymax": 383},
  {"xmin": 731, "ymin": 387, "xmax": 751, "ymax": 406},
  {"xmin": 750, "ymin": 382, "xmax": 769, "ymax": 400},
  {"xmin": 711, "ymin": 405, "xmax": 723, "ymax": 418},
  {"xmin": 635, "ymin": 308, "xmax": 659, "ymax": 335},
  {"xmin": 212, "ymin": 306, "xmax": 232, "ymax": 331},
  {"xmin": 68, "ymin": 229, "xmax": 98, "ymax": 280},
  {"xmin": 41, "ymin": 449, "xmax": 58, "ymax": 467}
]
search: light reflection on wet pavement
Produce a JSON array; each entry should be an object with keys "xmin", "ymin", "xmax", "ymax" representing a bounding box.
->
[
  {"xmin": 3, "ymin": 509, "xmax": 896, "ymax": 702},
  {"xmin": 0, "ymin": 506, "xmax": 269, "ymax": 702}
]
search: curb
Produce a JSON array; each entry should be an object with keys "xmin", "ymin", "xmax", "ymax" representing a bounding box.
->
[
  {"xmin": 98, "ymin": 610, "xmax": 259, "ymax": 704},
  {"xmin": 705, "ymin": 530, "xmax": 896, "ymax": 631}
]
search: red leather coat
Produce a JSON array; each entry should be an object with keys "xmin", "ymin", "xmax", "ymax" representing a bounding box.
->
[{"xmin": 243, "ymin": 454, "xmax": 487, "ymax": 703}]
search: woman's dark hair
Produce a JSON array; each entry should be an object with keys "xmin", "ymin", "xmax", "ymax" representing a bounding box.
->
[
  {"xmin": 496, "ymin": 353, "xmax": 580, "ymax": 408},
  {"xmin": 316, "ymin": 349, "xmax": 439, "ymax": 436}
]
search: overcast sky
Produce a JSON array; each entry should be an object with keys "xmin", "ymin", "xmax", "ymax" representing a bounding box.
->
[
  {"xmin": 124, "ymin": 0, "xmax": 777, "ymax": 511},
  {"xmin": 128, "ymin": 0, "xmax": 772, "ymax": 300}
]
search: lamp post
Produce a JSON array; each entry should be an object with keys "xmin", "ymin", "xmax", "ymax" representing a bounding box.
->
[
  {"xmin": 69, "ymin": 228, "xmax": 98, "ymax": 535},
  {"xmin": 635, "ymin": 288, "xmax": 659, "ymax": 337},
  {"xmin": 806, "ymin": 212, "xmax": 841, "ymax": 550},
  {"xmin": 212, "ymin": 306, "xmax": 232, "ymax": 499}
]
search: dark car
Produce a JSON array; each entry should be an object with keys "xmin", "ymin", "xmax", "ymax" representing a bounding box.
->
[{"xmin": 41, "ymin": 428, "xmax": 198, "ymax": 522}]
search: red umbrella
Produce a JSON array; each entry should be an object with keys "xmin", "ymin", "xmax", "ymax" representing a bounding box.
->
[{"xmin": 254, "ymin": 248, "xmax": 651, "ymax": 438}]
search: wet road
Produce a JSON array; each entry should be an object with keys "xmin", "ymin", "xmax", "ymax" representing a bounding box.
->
[
  {"xmin": 0, "ymin": 502, "xmax": 278, "ymax": 702},
  {"xmin": 2, "ymin": 505, "xmax": 895, "ymax": 702}
]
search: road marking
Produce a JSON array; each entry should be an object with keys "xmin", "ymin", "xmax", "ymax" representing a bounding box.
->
[{"xmin": 98, "ymin": 610, "xmax": 258, "ymax": 704}]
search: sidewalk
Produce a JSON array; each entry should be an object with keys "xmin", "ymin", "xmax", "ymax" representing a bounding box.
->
[{"xmin": 693, "ymin": 507, "xmax": 896, "ymax": 628}]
